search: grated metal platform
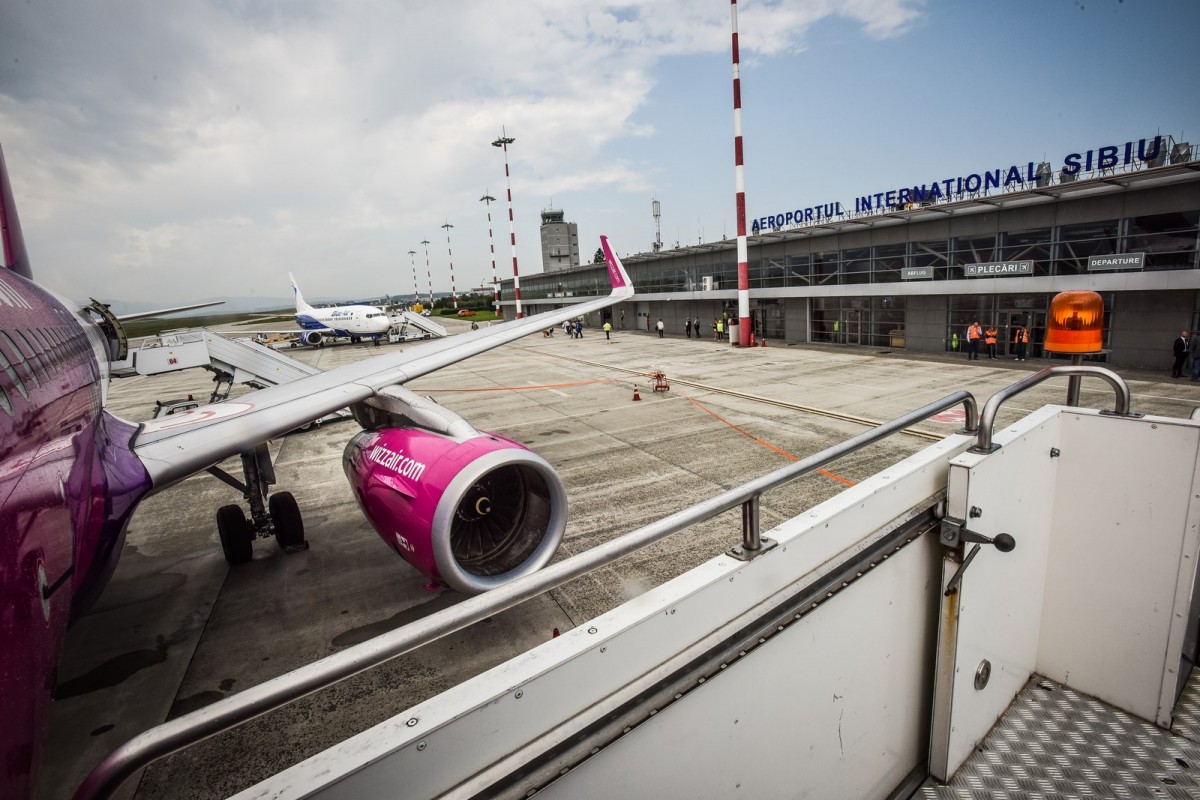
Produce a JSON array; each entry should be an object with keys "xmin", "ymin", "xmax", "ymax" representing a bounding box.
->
[{"xmin": 917, "ymin": 671, "xmax": 1200, "ymax": 798}]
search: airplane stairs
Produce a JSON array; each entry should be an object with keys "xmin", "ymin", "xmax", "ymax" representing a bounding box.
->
[
  {"xmin": 76, "ymin": 366, "xmax": 1200, "ymax": 799},
  {"xmin": 391, "ymin": 310, "xmax": 448, "ymax": 340},
  {"xmin": 130, "ymin": 328, "xmax": 342, "ymax": 407}
]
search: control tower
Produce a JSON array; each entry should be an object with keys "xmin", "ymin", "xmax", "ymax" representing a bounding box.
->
[{"xmin": 540, "ymin": 208, "xmax": 579, "ymax": 272}]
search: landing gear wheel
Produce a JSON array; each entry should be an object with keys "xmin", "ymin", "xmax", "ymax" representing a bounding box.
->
[
  {"xmin": 269, "ymin": 491, "xmax": 308, "ymax": 553},
  {"xmin": 217, "ymin": 504, "xmax": 253, "ymax": 564}
]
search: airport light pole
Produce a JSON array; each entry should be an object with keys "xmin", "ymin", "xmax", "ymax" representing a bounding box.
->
[
  {"xmin": 480, "ymin": 193, "xmax": 500, "ymax": 315},
  {"xmin": 407, "ymin": 250, "xmax": 418, "ymax": 306},
  {"xmin": 421, "ymin": 239, "xmax": 434, "ymax": 308},
  {"xmin": 442, "ymin": 222, "xmax": 458, "ymax": 310},
  {"xmin": 491, "ymin": 128, "xmax": 522, "ymax": 318},
  {"xmin": 730, "ymin": 0, "xmax": 751, "ymax": 347}
]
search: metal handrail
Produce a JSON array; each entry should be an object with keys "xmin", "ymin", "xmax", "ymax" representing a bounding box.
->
[
  {"xmin": 973, "ymin": 365, "xmax": 1132, "ymax": 452},
  {"xmin": 75, "ymin": 390, "xmax": 978, "ymax": 800}
]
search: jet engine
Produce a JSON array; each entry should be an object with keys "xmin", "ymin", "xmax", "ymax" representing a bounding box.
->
[
  {"xmin": 343, "ymin": 427, "xmax": 568, "ymax": 595},
  {"xmin": 301, "ymin": 330, "xmax": 324, "ymax": 346}
]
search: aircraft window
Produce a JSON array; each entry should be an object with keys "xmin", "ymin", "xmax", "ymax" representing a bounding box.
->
[
  {"xmin": 14, "ymin": 330, "xmax": 49, "ymax": 384},
  {"xmin": 26, "ymin": 329, "xmax": 50, "ymax": 372},
  {"xmin": 30, "ymin": 329, "xmax": 58, "ymax": 373},
  {"xmin": 0, "ymin": 345, "xmax": 28, "ymax": 401},
  {"xmin": 44, "ymin": 328, "xmax": 64, "ymax": 361},
  {"xmin": 46, "ymin": 328, "xmax": 67, "ymax": 371},
  {"xmin": 0, "ymin": 331, "xmax": 39, "ymax": 389}
]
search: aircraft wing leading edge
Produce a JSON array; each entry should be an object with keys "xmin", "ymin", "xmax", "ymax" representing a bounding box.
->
[{"xmin": 132, "ymin": 236, "xmax": 633, "ymax": 490}]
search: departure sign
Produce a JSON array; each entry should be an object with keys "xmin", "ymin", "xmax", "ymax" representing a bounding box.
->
[
  {"xmin": 964, "ymin": 261, "xmax": 1034, "ymax": 277},
  {"xmin": 1088, "ymin": 252, "xmax": 1145, "ymax": 271}
]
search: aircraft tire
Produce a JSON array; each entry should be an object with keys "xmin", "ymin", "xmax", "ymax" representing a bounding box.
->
[
  {"xmin": 270, "ymin": 491, "xmax": 307, "ymax": 551},
  {"xmin": 217, "ymin": 505, "xmax": 253, "ymax": 565}
]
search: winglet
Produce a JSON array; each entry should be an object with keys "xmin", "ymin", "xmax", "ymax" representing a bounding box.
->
[
  {"xmin": 0, "ymin": 144, "xmax": 32, "ymax": 280},
  {"xmin": 599, "ymin": 235, "xmax": 632, "ymax": 294}
]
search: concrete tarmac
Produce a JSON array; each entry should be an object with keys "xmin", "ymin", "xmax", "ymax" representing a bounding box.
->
[{"xmin": 42, "ymin": 320, "xmax": 1200, "ymax": 799}]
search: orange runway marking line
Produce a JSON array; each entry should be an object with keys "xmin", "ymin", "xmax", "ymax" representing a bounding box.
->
[{"xmin": 679, "ymin": 392, "xmax": 857, "ymax": 487}]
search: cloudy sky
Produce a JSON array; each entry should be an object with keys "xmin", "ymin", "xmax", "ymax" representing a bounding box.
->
[{"xmin": 2, "ymin": 0, "xmax": 1198, "ymax": 308}]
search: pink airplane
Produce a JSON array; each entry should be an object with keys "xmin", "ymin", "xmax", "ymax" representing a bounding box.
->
[{"xmin": 0, "ymin": 144, "xmax": 633, "ymax": 799}]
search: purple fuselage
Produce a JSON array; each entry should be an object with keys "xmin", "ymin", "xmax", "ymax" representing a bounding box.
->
[{"xmin": 0, "ymin": 268, "xmax": 151, "ymax": 799}]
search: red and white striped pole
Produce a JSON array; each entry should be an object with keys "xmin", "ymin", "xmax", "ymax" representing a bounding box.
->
[
  {"xmin": 442, "ymin": 222, "xmax": 458, "ymax": 309},
  {"xmin": 407, "ymin": 249, "xmax": 418, "ymax": 304},
  {"xmin": 421, "ymin": 239, "xmax": 434, "ymax": 308},
  {"xmin": 492, "ymin": 129, "xmax": 522, "ymax": 318},
  {"xmin": 731, "ymin": 0, "xmax": 751, "ymax": 347},
  {"xmin": 481, "ymin": 193, "xmax": 499, "ymax": 314}
]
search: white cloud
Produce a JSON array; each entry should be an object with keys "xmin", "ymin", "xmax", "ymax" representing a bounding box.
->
[{"xmin": 0, "ymin": 0, "xmax": 924, "ymax": 304}]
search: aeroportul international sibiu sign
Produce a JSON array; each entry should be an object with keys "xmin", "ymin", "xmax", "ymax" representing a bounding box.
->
[{"xmin": 752, "ymin": 135, "xmax": 1166, "ymax": 234}]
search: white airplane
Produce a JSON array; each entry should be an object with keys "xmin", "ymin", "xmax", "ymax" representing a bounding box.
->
[{"xmin": 287, "ymin": 272, "xmax": 392, "ymax": 345}]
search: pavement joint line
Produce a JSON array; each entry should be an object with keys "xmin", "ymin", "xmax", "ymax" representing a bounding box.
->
[{"xmin": 519, "ymin": 347, "xmax": 946, "ymax": 442}]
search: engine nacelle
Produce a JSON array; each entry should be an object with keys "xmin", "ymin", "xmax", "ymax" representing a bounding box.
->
[
  {"xmin": 300, "ymin": 330, "xmax": 324, "ymax": 346},
  {"xmin": 343, "ymin": 428, "xmax": 567, "ymax": 594}
]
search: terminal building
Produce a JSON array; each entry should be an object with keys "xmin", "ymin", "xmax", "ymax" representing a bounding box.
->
[{"xmin": 500, "ymin": 133, "xmax": 1200, "ymax": 368}]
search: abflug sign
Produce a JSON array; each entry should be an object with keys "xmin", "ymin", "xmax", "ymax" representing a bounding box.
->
[{"xmin": 752, "ymin": 135, "xmax": 1165, "ymax": 234}]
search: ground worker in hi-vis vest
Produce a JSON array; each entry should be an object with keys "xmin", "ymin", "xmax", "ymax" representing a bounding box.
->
[
  {"xmin": 966, "ymin": 321, "xmax": 983, "ymax": 361},
  {"xmin": 985, "ymin": 325, "xmax": 998, "ymax": 359},
  {"xmin": 1013, "ymin": 324, "xmax": 1029, "ymax": 361}
]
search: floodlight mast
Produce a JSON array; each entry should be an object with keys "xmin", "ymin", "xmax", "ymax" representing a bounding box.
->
[
  {"xmin": 442, "ymin": 222, "xmax": 458, "ymax": 310},
  {"xmin": 421, "ymin": 239, "xmax": 434, "ymax": 307},
  {"xmin": 491, "ymin": 128, "xmax": 522, "ymax": 318},
  {"xmin": 481, "ymin": 193, "xmax": 499, "ymax": 314},
  {"xmin": 730, "ymin": 0, "xmax": 751, "ymax": 347},
  {"xmin": 407, "ymin": 250, "xmax": 418, "ymax": 305}
]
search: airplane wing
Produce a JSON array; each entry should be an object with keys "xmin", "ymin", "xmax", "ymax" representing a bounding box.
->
[
  {"xmin": 115, "ymin": 300, "xmax": 225, "ymax": 322},
  {"xmin": 131, "ymin": 235, "xmax": 633, "ymax": 490},
  {"xmin": 228, "ymin": 328, "xmax": 310, "ymax": 336}
]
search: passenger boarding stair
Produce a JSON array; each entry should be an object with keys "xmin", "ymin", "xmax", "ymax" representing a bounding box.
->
[
  {"xmin": 76, "ymin": 366, "xmax": 1200, "ymax": 799},
  {"xmin": 391, "ymin": 310, "xmax": 447, "ymax": 340},
  {"xmin": 130, "ymin": 330, "xmax": 345, "ymax": 423}
]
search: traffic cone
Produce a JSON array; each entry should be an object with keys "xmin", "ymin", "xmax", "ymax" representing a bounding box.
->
[
  {"xmin": 632, "ymin": 386, "xmax": 641, "ymax": 401},
  {"xmin": 760, "ymin": 337, "xmax": 766, "ymax": 347}
]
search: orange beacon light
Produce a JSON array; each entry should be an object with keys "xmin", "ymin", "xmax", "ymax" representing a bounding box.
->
[{"xmin": 1044, "ymin": 290, "xmax": 1104, "ymax": 354}]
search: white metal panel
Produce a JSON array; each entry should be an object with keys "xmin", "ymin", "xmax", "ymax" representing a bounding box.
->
[
  {"xmin": 134, "ymin": 339, "xmax": 211, "ymax": 374},
  {"xmin": 535, "ymin": 536, "xmax": 941, "ymax": 800},
  {"xmin": 1038, "ymin": 412, "xmax": 1200, "ymax": 725},
  {"xmin": 930, "ymin": 406, "xmax": 1063, "ymax": 781}
]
